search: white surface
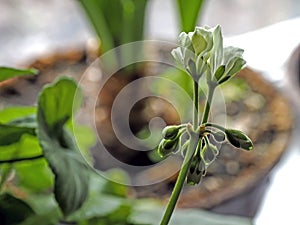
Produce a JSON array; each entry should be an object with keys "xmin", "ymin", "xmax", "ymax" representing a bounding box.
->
[
  {"xmin": 255, "ymin": 147, "xmax": 300, "ymax": 225},
  {"xmin": 225, "ymin": 18, "xmax": 300, "ymax": 225},
  {"xmin": 226, "ymin": 18, "xmax": 300, "ymax": 80}
]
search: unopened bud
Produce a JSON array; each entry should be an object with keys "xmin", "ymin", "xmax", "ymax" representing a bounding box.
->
[
  {"xmin": 187, "ymin": 156, "xmax": 205, "ymax": 185},
  {"xmin": 162, "ymin": 125, "xmax": 180, "ymax": 140},
  {"xmin": 225, "ymin": 129, "xmax": 253, "ymax": 151},
  {"xmin": 157, "ymin": 138, "xmax": 179, "ymax": 158}
]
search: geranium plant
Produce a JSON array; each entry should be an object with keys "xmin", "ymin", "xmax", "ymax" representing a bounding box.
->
[{"xmin": 158, "ymin": 25, "xmax": 253, "ymax": 225}]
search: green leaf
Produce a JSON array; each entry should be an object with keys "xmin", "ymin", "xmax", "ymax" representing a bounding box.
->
[
  {"xmin": 68, "ymin": 121, "xmax": 96, "ymax": 164},
  {"xmin": 9, "ymin": 115, "xmax": 37, "ymax": 129},
  {"xmin": 37, "ymin": 77, "xmax": 82, "ymax": 135},
  {"xmin": 77, "ymin": 0, "xmax": 114, "ymax": 54},
  {"xmin": 0, "ymin": 134, "xmax": 42, "ymax": 163},
  {"xmin": 0, "ymin": 67, "xmax": 38, "ymax": 82},
  {"xmin": 18, "ymin": 209, "xmax": 60, "ymax": 225},
  {"xmin": 176, "ymin": 0, "xmax": 206, "ymax": 32},
  {"xmin": 0, "ymin": 124, "xmax": 35, "ymax": 146},
  {"xmin": 69, "ymin": 194, "xmax": 126, "ymax": 221},
  {"xmin": 0, "ymin": 164, "xmax": 12, "ymax": 189},
  {"xmin": 18, "ymin": 194, "xmax": 61, "ymax": 225},
  {"xmin": 0, "ymin": 193, "xmax": 35, "ymax": 225},
  {"xmin": 0, "ymin": 107, "xmax": 37, "ymax": 146},
  {"xmin": 0, "ymin": 107, "xmax": 36, "ymax": 124},
  {"xmin": 37, "ymin": 77, "xmax": 89, "ymax": 216},
  {"xmin": 68, "ymin": 174, "xmax": 129, "ymax": 221},
  {"xmin": 78, "ymin": 0, "xmax": 148, "ymax": 74},
  {"xmin": 14, "ymin": 159, "xmax": 54, "ymax": 192}
]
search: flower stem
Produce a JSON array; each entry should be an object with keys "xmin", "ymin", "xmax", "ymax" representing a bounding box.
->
[
  {"xmin": 160, "ymin": 81, "xmax": 200, "ymax": 225},
  {"xmin": 193, "ymin": 81, "xmax": 199, "ymax": 130},
  {"xmin": 201, "ymin": 86, "xmax": 215, "ymax": 124},
  {"xmin": 204, "ymin": 122, "xmax": 226, "ymax": 131},
  {"xmin": 159, "ymin": 135, "xmax": 199, "ymax": 225}
]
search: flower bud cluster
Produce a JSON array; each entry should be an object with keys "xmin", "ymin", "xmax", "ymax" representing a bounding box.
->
[
  {"xmin": 171, "ymin": 25, "xmax": 246, "ymax": 85},
  {"xmin": 185, "ymin": 125, "xmax": 253, "ymax": 185},
  {"xmin": 157, "ymin": 125, "xmax": 186, "ymax": 158}
]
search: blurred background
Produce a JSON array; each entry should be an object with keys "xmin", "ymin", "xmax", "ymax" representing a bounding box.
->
[
  {"xmin": 0, "ymin": 0, "xmax": 300, "ymax": 224},
  {"xmin": 0, "ymin": 0, "xmax": 299, "ymax": 65}
]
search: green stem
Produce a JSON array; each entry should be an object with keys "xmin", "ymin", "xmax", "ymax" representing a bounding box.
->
[
  {"xmin": 160, "ymin": 81, "xmax": 200, "ymax": 225},
  {"xmin": 160, "ymin": 134, "xmax": 199, "ymax": 225},
  {"xmin": 193, "ymin": 81, "xmax": 199, "ymax": 130},
  {"xmin": 201, "ymin": 85, "xmax": 215, "ymax": 124},
  {"xmin": 204, "ymin": 122, "xmax": 226, "ymax": 131}
]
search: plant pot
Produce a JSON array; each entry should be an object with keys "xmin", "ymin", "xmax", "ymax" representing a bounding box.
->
[{"xmin": 0, "ymin": 44, "xmax": 294, "ymax": 220}]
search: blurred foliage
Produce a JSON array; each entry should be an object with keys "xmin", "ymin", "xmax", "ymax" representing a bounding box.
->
[
  {"xmin": 0, "ymin": 67, "xmax": 38, "ymax": 83},
  {"xmin": 176, "ymin": 0, "xmax": 206, "ymax": 32}
]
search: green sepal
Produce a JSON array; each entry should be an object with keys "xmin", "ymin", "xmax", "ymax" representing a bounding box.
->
[{"xmin": 214, "ymin": 65, "xmax": 225, "ymax": 81}]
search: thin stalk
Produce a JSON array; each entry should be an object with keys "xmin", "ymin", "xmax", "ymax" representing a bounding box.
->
[
  {"xmin": 201, "ymin": 85, "xmax": 215, "ymax": 124},
  {"xmin": 204, "ymin": 122, "xmax": 226, "ymax": 131},
  {"xmin": 160, "ymin": 134, "xmax": 199, "ymax": 225},
  {"xmin": 160, "ymin": 81, "xmax": 199, "ymax": 225},
  {"xmin": 193, "ymin": 81, "xmax": 199, "ymax": 130}
]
